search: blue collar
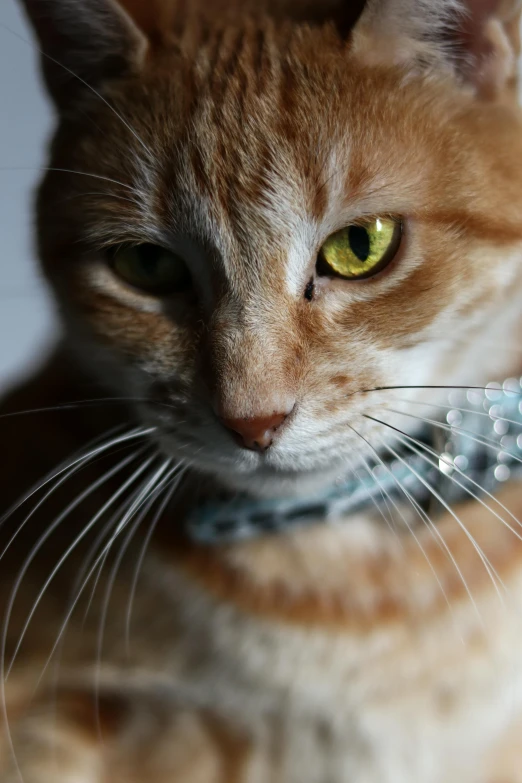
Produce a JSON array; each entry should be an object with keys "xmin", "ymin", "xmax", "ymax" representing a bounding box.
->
[{"xmin": 186, "ymin": 380, "xmax": 522, "ymax": 544}]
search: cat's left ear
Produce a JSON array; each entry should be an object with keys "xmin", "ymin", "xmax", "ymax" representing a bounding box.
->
[
  {"xmin": 353, "ymin": 0, "xmax": 522, "ymax": 102},
  {"xmin": 454, "ymin": 0, "xmax": 522, "ymax": 100}
]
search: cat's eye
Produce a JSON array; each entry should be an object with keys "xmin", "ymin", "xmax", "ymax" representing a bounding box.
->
[
  {"xmin": 108, "ymin": 244, "xmax": 192, "ymax": 295},
  {"xmin": 317, "ymin": 218, "xmax": 402, "ymax": 280}
]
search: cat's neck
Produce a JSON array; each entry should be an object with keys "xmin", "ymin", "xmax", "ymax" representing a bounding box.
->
[{"xmin": 5, "ymin": 344, "xmax": 522, "ymax": 635}]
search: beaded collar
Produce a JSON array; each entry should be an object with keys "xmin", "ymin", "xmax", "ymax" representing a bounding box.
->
[{"xmin": 186, "ymin": 379, "xmax": 522, "ymax": 544}]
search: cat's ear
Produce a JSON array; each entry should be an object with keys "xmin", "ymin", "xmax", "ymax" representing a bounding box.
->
[
  {"xmin": 353, "ymin": 0, "xmax": 522, "ymax": 101},
  {"xmin": 454, "ymin": 0, "xmax": 521, "ymax": 99},
  {"xmin": 18, "ymin": 0, "xmax": 149, "ymax": 108}
]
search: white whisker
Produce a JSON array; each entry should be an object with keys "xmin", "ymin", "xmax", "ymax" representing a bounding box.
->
[
  {"xmin": 3, "ymin": 449, "xmax": 151, "ymax": 682},
  {"xmin": 393, "ymin": 397, "xmax": 522, "ymax": 430},
  {"xmin": 78, "ymin": 495, "xmax": 141, "ymax": 624},
  {"xmin": 347, "ymin": 424, "xmax": 459, "ymax": 629},
  {"xmin": 384, "ymin": 407, "xmax": 522, "ymax": 464},
  {"xmin": 0, "ymin": 430, "xmax": 152, "ymax": 783},
  {"xmin": 375, "ymin": 433, "xmax": 505, "ymax": 608},
  {"xmin": 92, "ymin": 459, "xmax": 172, "ymax": 737},
  {"xmin": 394, "ymin": 397, "xmax": 522, "ymax": 428},
  {"xmin": 55, "ymin": 192, "xmax": 143, "ymax": 208},
  {"xmin": 0, "ymin": 166, "xmax": 137, "ymax": 193},
  {"xmin": 0, "ymin": 423, "xmax": 128, "ymax": 531},
  {"xmin": 83, "ymin": 467, "xmax": 171, "ymax": 625},
  {"xmin": 125, "ymin": 464, "xmax": 187, "ymax": 652},
  {"xmin": 0, "ymin": 427, "xmax": 153, "ymax": 561},
  {"xmin": 353, "ymin": 453, "xmax": 403, "ymax": 544},
  {"xmin": 374, "ymin": 414, "xmax": 522, "ymax": 540}
]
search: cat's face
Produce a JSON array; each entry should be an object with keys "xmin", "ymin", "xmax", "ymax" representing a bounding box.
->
[{"xmin": 24, "ymin": 0, "xmax": 522, "ymax": 495}]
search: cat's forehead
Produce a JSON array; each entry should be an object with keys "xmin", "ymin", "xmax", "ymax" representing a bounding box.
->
[
  {"xmin": 160, "ymin": 57, "xmax": 456, "ymax": 276},
  {"xmin": 58, "ymin": 12, "xmax": 513, "ymax": 292}
]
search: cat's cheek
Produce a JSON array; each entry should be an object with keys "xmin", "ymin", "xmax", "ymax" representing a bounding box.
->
[{"xmin": 56, "ymin": 273, "xmax": 200, "ymax": 375}]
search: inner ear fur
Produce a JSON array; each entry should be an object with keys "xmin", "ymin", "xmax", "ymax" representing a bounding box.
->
[
  {"xmin": 351, "ymin": 0, "xmax": 521, "ymax": 102},
  {"xmin": 455, "ymin": 0, "xmax": 522, "ymax": 100}
]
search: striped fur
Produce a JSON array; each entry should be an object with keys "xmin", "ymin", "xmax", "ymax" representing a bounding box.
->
[{"xmin": 2, "ymin": 0, "xmax": 522, "ymax": 780}]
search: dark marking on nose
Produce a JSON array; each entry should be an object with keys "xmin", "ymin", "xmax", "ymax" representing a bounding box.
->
[{"xmin": 220, "ymin": 411, "xmax": 290, "ymax": 452}]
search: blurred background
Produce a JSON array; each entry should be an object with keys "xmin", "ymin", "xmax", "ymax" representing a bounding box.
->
[{"xmin": 0, "ymin": 0, "xmax": 55, "ymax": 390}]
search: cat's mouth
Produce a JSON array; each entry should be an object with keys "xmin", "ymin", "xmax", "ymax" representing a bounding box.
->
[
  {"xmin": 149, "ymin": 417, "xmax": 351, "ymax": 497},
  {"xmin": 150, "ymin": 380, "xmax": 522, "ymax": 543}
]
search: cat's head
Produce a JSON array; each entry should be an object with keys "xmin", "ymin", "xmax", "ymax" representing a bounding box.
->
[{"xmin": 19, "ymin": 0, "xmax": 522, "ymax": 496}]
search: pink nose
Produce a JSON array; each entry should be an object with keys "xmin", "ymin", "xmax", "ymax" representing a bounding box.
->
[{"xmin": 220, "ymin": 412, "xmax": 290, "ymax": 452}]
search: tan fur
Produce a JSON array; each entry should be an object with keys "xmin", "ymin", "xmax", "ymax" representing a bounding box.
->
[{"xmin": 3, "ymin": 0, "xmax": 522, "ymax": 780}]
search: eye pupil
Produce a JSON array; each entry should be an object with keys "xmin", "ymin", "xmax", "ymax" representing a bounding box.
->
[
  {"xmin": 348, "ymin": 226, "xmax": 370, "ymax": 262},
  {"xmin": 137, "ymin": 244, "xmax": 161, "ymax": 272}
]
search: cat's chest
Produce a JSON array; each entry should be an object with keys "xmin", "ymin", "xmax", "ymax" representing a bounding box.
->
[
  {"xmin": 144, "ymin": 606, "xmax": 522, "ymax": 783},
  {"xmin": 36, "ymin": 505, "xmax": 522, "ymax": 783},
  {"xmin": 123, "ymin": 518, "xmax": 522, "ymax": 783},
  {"xmin": 176, "ymin": 614, "xmax": 522, "ymax": 783}
]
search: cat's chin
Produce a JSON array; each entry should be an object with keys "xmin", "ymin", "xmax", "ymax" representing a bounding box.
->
[{"xmin": 205, "ymin": 462, "xmax": 346, "ymax": 500}]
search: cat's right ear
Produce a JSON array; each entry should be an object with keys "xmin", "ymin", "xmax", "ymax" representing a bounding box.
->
[{"xmin": 18, "ymin": 0, "xmax": 148, "ymax": 109}]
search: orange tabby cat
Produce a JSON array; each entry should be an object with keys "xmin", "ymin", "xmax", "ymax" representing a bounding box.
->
[{"xmin": 2, "ymin": 0, "xmax": 522, "ymax": 780}]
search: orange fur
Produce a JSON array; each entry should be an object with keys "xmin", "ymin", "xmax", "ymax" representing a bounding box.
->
[{"xmin": 3, "ymin": 0, "xmax": 522, "ymax": 780}]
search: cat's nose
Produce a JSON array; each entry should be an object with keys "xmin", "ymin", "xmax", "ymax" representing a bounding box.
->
[{"xmin": 220, "ymin": 411, "xmax": 290, "ymax": 452}]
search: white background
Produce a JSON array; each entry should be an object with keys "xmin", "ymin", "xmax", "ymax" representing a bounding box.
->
[{"xmin": 0, "ymin": 0, "xmax": 54, "ymax": 390}]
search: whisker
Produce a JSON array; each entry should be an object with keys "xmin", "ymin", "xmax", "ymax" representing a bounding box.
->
[
  {"xmin": 353, "ymin": 453, "xmax": 404, "ymax": 544},
  {"xmin": 383, "ymin": 408, "xmax": 522, "ymax": 465},
  {"xmin": 125, "ymin": 465, "xmax": 188, "ymax": 652},
  {"xmin": 357, "ymin": 385, "xmax": 522, "ymax": 396},
  {"xmin": 34, "ymin": 452, "xmax": 157, "ymax": 672},
  {"xmin": 0, "ymin": 422, "xmax": 129, "ymax": 530},
  {"xmin": 3, "ymin": 449, "xmax": 151, "ymax": 681},
  {"xmin": 0, "ymin": 427, "xmax": 153, "ymax": 558},
  {"xmin": 84, "ymin": 462, "xmax": 175, "ymax": 625},
  {"xmin": 370, "ymin": 413, "xmax": 522, "ymax": 539},
  {"xmin": 45, "ymin": 471, "xmax": 160, "ymax": 722},
  {"xmin": 346, "ymin": 424, "xmax": 459, "ymax": 626},
  {"xmin": 0, "ymin": 166, "xmax": 137, "ymax": 193},
  {"xmin": 373, "ymin": 431, "xmax": 505, "ymax": 607},
  {"xmin": 55, "ymin": 191, "xmax": 143, "ymax": 208},
  {"xmin": 364, "ymin": 434, "xmax": 486, "ymax": 627},
  {"xmin": 76, "ymin": 495, "xmax": 141, "ymax": 624},
  {"xmin": 32, "ymin": 464, "xmax": 181, "ymax": 704},
  {"xmin": 0, "ymin": 426, "xmax": 144, "ymax": 778},
  {"xmin": 36, "ymin": 451, "xmax": 161, "ymax": 767},
  {"xmin": 41, "ymin": 464, "xmax": 182, "ymax": 685},
  {"xmin": 96, "ymin": 490, "xmax": 163, "ymax": 628},
  {"xmin": 92, "ymin": 459, "xmax": 172, "ymax": 737},
  {"xmin": 0, "ymin": 440, "xmax": 150, "ymax": 782},
  {"xmin": 46, "ymin": 491, "xmax": 139, "ymax": 696},
  {"xmin": 371, "ymin": 416, "xmax": 522, "ymax": 612},
  {"xmin": 394, "ymin": 397, "xmax": 522, "ymax": 430},
  {"xmin": 0, "ymin": 397, "xmax": 173, "ymax": 423}
]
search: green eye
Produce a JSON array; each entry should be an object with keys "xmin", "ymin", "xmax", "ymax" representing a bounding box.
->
[
  {"xmin": 317, "ymin": 218, "xmax": 402, "ymax": 280},
  {"xmin": 108, "ymin": 244, "xmax": 192, "ymax": 295}
]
